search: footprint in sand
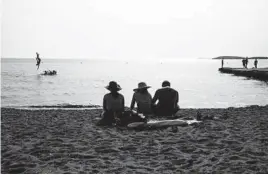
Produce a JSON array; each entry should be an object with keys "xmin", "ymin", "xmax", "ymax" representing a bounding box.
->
[
  {"xmin": 229, "ymin": 155, "xmax": 242, "ymax": 160},
  {"xmin": 171, "ymin": 159, "xmax": 187, "ymax": 165},
  {"xmin": 7, "ymin": 167, "xmax": 26, "ymax": 174},
  {"xmin": 246, "ymin": 160, "xmax": 258, "ymax": 164}
]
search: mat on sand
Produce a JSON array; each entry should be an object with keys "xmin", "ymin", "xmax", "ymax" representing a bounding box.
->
[{"xmin": 127, "ymin": 119, "xmax": 201, "ymax": 128}]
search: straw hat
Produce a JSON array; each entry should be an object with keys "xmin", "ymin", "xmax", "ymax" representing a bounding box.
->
[
  {"xmin": 105, "ymin": 81, "xmax": 122, "ymax": 91},
  {"xmin": 133, "ymin": 82, "xmax": 151, "ymax": 91}
]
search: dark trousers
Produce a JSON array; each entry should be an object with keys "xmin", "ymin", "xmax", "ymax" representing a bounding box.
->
[
  {"xmin": 97, "ymin": 110, "xmax": 146, "ymax": 126},
  {"xmin": 97, "ymin": 111, "xmax": 118, "ymax": 126},
  {"xmin": 152, "ymin": 104, "xmax": 179, "ymax": 116}
]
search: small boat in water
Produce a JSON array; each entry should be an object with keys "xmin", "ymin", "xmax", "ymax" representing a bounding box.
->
[{"xmin": 42, "ymin": 70, "xmax": 57, "ymax": 76}]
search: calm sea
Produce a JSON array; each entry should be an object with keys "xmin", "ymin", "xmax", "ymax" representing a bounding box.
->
[{"xmin": 1, "ymin": 58, "xmax": 268, "ymax": 108}]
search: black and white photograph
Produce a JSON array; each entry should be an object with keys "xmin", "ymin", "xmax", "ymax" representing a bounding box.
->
[{"xmin": 1, "ymin": 0, "xmax": 268, "ymax": 173}]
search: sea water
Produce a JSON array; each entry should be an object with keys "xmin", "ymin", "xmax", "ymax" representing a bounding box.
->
[{"xmin": 1, "ymin": 58, "xmax": 268, "ymax": 108}]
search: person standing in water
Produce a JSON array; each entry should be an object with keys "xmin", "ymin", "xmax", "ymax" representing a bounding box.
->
[
  {"xmin": 254, "ymin": 59, "xmax": 258, "ymax": 68},
  {"xmin": 36, "ymin": 52, "xmax": 41, "ymax": 70},
  {"xmin": 221, "ymin": 59, "xmax": 224, "ymax": 68}
]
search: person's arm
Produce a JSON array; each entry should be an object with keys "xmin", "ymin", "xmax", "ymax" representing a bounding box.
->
[
  {"xmin": 175, "ymin": 91, "xmax": 179, "ymax": 105},
  {"xmin": 149, "ymin": 93, "xmax": 152, "ymax": 101},
  {"xmin": 121, "ymin": 95, "xmax": 125, "ymax": 112},
  {"xmin": 103, "ymin": 95, "xmax": 107, "ymax": 112},
  {"xmin": 152, "ymin": 90, "xmax": 159, "ymax": 105},
  {"xmin": 178, "ymin": 92, "xmax": 179, "ymax": 104},
  {"xmin": 130, "ymin": 93, "xmax": 136, "ymax": 110}
]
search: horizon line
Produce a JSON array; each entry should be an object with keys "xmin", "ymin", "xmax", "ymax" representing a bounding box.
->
[{"xmin": 1, "ymin": 57, "xmax": 211, "ymax": 60}]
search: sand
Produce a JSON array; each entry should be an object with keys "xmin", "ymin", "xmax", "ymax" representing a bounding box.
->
[{"xmin": 1, "ymin": 105, "xmax": 268, "ymax": 173}]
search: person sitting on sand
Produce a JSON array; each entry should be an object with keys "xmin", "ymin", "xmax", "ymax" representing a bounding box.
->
[
  {"xmin": 152, "ymin": 80, "xmax": 179, "ymax": 116},
  {"xmin": 130, "ymin": 82, "xmax": 153, "ymax": 115},
  {"xmin": 97, "ymin": 81, "xmax": 125, "ymax": 126}
]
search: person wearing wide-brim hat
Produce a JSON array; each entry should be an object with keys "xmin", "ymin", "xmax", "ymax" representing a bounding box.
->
[
  {"xmin": 130, "ymin": 82, "xmax": 153, "ymax": 115},
  {"xmin": 98, "ymin": 81, "xmax": 125, "ymax": 126},
  {"xmin": 105, "ymin": 81, "xmax": 122, "ymax": 92},
  {"xmin": 133, "ymin": 82, "xmax": 151, "ymax": 92}
]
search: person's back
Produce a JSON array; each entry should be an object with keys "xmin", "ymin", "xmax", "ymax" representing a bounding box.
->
[
  {"xmin": 104, "ymin": 93, "xmax": 124, "ymax": 112},
  {"xmin": 155, "ymin": 87, "xmax": 177, "ymax": 106},
  {"xmin": 132, "ymin": 91, "xmax": 152, "ymax": 114},
  {"xmin": 152, "ymin": 81, "xmax": 179, "ymax": 116},
  {"xmin": 130, "ymin": 82, "xmax": 152, "ymax": 115}
]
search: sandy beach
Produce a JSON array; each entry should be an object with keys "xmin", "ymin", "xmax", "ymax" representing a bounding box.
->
[{"xmin": 1, "ymin": 106, "xmax": 268, "ymax": 173}]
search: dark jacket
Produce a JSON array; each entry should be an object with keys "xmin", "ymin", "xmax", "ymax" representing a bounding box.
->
[{"xmin": 152, "ymin": 87, "xmax": 179, "ymax": 116}]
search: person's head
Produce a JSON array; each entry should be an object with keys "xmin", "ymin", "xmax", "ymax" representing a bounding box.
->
[
  {"xmin": 133, "ymin": 82, "xmax": 151, "ymax": 93},
  {"xmin": 105, "ymin": 81, "xmax": 122, "ymax": 93},
  {"xmin": 162, "ymin": 80, "xmax": 170, "ymax": 87}
]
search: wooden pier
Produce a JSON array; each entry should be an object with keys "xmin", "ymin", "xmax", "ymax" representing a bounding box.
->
[{"xmin": 219, "ymin": 67, "xmax": 268, "ymax": 81}]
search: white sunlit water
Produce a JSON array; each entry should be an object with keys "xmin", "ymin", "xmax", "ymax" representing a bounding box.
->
[{"xmin": 1, "ymin": 58, "xmax": 268, "ymax": 108}]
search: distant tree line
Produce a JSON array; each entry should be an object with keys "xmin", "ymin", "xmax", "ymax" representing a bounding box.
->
[{"xmin": 213, "ymin": 56, "xmax": 268, "ymax": 60}]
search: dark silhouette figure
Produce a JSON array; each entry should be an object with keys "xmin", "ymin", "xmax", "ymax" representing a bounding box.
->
[
  {"xmin": 242, "ymin": 58, "xmax": 248, "ymax": 69},
  {"xmin": 254, "ymin": 59, "xmax": 258, "ymax": 68},
  {"xmin": 242, "ymin": 59, "xmax": 245, "ymax": 68},
  {"xmin": 152, "ymin": 81, "xmax": 179, "ymax": 116},
  {"xmin": 245, "ymin": 58, "xmax": 249, "ymax": 69},
  {"xmin": 36, "ymin": 52, "xmax": 41, "ymax": 70},
  {"xmin": 221, "ymin": 59, "xmax": 224, "ymax": 68},
  {"xmin": 97, "ymin": 81, "xmax": 125, "ymax": 126}
]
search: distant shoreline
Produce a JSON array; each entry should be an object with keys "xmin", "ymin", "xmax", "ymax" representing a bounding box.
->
[{"xmin": 213, "ymin": 56, "xmax": 268, "ymax": 60}]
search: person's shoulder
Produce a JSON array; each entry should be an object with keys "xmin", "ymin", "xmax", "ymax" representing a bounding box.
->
[
  {"xmin": 104, "ymin": 93, "xmax": 111, "ymax": 98},
  {"xmin": 118, "ymin": 93, "xmax": 124, "ymax": 98},
  {"xmin": 133, "ymin": 91, "xmax": 139, "ymax": 95},
  {"xmin": 170, "ymin": 88, "xmax": 179, "ymax": 93},
  {"xmin": 104, "ymin": 93, "xmax": 111, "ymax": 96},
  {"xmin": 171, "ymin": 87, "xmax": 178, "ymax": 92},
  {"xmin": 133, "ymin": 91, "xmax": 139, "ymax": 97},
  {"xmin": 156, "ymin": 88, "xmax": 162, "ymax": 93}
]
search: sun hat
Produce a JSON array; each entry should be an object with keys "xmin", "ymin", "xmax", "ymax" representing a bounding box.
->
[
  {"xmin": 133, "ymin": 82, "xmax": 151, "ymax": 91},
  {"xmin": 105, "ymin": 81, "xmax": 122, "ymax": 91}
]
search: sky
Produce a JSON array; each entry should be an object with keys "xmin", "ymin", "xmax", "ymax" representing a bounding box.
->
[{"xmin": 2, "ymin": 0, "xmax": 268, "ymax": 60}]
